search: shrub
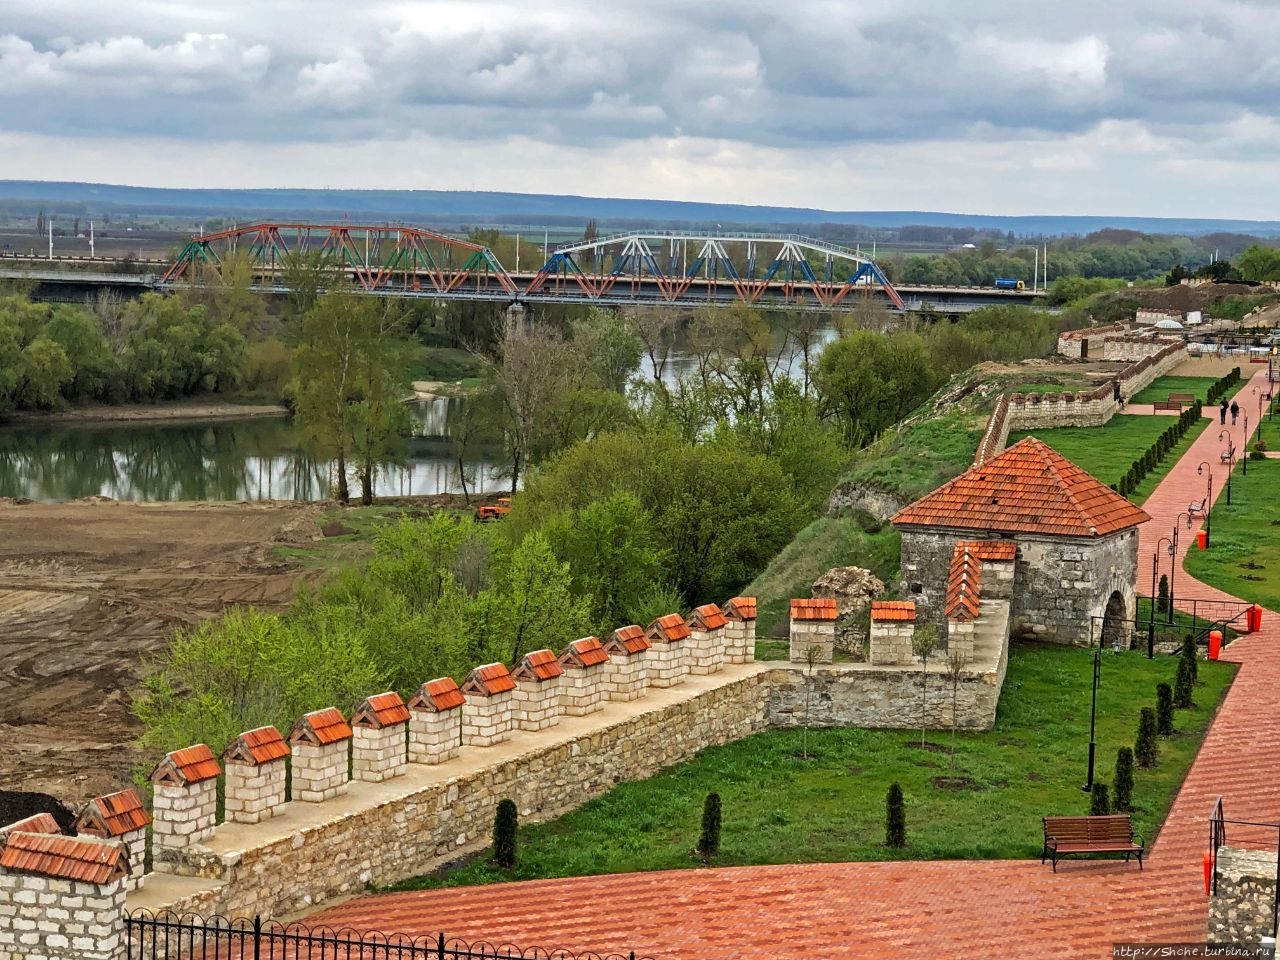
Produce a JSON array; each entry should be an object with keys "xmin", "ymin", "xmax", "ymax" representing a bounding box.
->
[
  {"xmin": 1156, "ymin": 682, "xmax": 1174, "ymax": 735},
  {"xmin": 886, "ymin": 783, "xmax": 906, "ymax": 848},
  {"xmin": 1089, "ymin": 780, "xmax": 1111, "ymax": 816},
  {"xmin": 1114, "ymin": 747, "xmax": 1134, "ymax": 812},
  {"xmin": 1181, "ymin": 634, "xmax": 1199, "ymax": 683},
  {"xmin": 1135, "ymin": 707, "xmax": 1159, "ymax": 767},
  {"xmin": 698, "ymin": 792, "xmax": 722, "ymax": 860},
  {"xmin": 493, "ymin": 798, "xmax": 518, "ymax": 868},
  {"xmin": 1157, "ymin": 575, "xmax": 1170, "ymax": 614},
  {"xmin": 1174, "ymin": 657, "xmax": 1194, "ymax": 709}
]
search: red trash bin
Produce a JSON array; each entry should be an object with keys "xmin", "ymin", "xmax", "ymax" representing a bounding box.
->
[
  {"xmin": 1209, "ymin": 630, "xmax": 1223, "ymax": 660},
  {"xmin": 1196, "ymin": 530, "xmax": 1208, "ymax": 550},
  {"xmin": 1249, "ymin": 604, "xmax": 1263, "ymax": 633}
]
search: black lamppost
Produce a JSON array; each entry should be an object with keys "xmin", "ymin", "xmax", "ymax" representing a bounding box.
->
[
  {"xmin": 1253, "ymin": 386, "xmax": 1265, "ymax": 440},
  {"xmin": 1150, "ymin": 535, "xmax": 1174, "ymax": 658},
  {"xmin": 1218, "ymin": 431, "xmax": 1235, "ymax": 505},
  {"xmin": 1082, "ymin": 628, "xmax": 1102, "ymax": 792},
  {"xmin": 1197, "ymin": 461, "xmax": 1214, "ymax": 547},
  {"xmin": 1242, "ymin": 413, "xmax": 1249, "ymax": 476}
]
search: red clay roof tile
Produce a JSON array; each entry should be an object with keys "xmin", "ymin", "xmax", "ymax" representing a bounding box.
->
[
  {"xmin": 945, "ymin": 544, "xmax": 982, "ymax": 622},
  {"xmin": 512, "ymin": 649, "xmax": 565, "ymax": 682},
  {"xmin": 891, "ymin": 437, "xmax": 1150, "ymax": 538},
  {"xmin": 689, "ymin": 603, "xmax": 728, "ymax": 630},
  {"xmin": 724, "ymin": 597, "xmax": 758, "ymax": 621},
  {"xmin": 604, "ymin": 625, "xmax": 651, "ymax": 656},
  {"xmin": 870, "ymin": 600, "xmax": 917, "ymax": 622},
  {"xmin": 647, "ymin": 613, "xmax": 691, "ymax": 643},
  {"xmin": 151, "ymin": 744, "xmax": 221, "ymax": 786},
  {"xmin": 75, "ymin": 788, "xmax": 150, "ymax": 838},
  {"xmin": 0, "ymin": 812, "xmax": 61, "ymax": 838},
  {"xmin": 224, "ymin": 726, "xmax": 290, "ymax": 766},
  {"xmin": 352, "ymin": 692, "xmax": 411, "ymax": 729},
  {"xmin": 291, "ymin": 708, "xmax": 353, "ymax": 747},
  {"xmin": 408, "ymin": 677, "xmax": 467, "ymax": 712},
  {"xmin": 790, "ymin": 598, "xmax": 838, "ymax": 621},
  {"xmin": 0, "ymin": 830, "xmax": 127, "ymax": 884},
  {"xmin": 559, "ymin": 636, "xmax": 610, "ymax": 669},
  {"xmin": 462, "ymin": 662, "xmax": 517, "ymax": 697}
]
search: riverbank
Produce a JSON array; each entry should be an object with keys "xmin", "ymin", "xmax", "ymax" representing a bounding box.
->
[{"xmin": 0, "ymin": 399, "xmax": 289, "ymax": 425}]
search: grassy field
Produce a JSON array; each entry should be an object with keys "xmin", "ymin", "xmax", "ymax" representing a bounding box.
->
[
  {"xmin": 404, "ymin": 345, "xmax": 486, "ymax": 384},
  {"xmin": 842, "ymin": 409, "xmax": 985, "ymax": 504},
  {"xmin": 743, "ymin": 514, "xmax": 901, "ymax": 639},
  {"xmin": 272, "ymin": 503, "xmax": 473, "ymax": 569},
  {"xmin": 1185, "ymin": 458, "xmax": 1280, "ymax": 610},
  {"xmin": 1011, "ymin": 413, "xmax": 1212, "ymax": 503},
  {"xmin": 1129, "ymin": 376, "xmax": 1218, "ymax": 406},
  {"xmin": 386, "ymin": 642, "xmax": 1234, "ymax": 890}
]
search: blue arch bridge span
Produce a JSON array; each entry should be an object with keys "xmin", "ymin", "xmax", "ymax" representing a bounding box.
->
[{"xmin": 154, "ymin": 223, "xmax": 1045, "ymax": 313}]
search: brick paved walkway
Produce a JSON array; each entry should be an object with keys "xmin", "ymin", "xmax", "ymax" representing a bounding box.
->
[{"xmin": 307, "ymin": 371, "xmax": 1280, "ymax": 959}]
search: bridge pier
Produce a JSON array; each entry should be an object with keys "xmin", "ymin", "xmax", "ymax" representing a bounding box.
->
[{"xmin": 505, "ymin": 301, "xmax": 528, "ymax": 333}]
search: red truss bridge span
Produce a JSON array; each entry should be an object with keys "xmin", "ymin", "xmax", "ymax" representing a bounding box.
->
[{"xmin": 160, "ymin": 224, "xmax": 913, "ymax": 312}]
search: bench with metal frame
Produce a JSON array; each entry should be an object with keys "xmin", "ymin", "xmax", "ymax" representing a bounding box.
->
[{"xmin": 1041, "ymin": 814, "xmax": 1143, "ymax": 871}]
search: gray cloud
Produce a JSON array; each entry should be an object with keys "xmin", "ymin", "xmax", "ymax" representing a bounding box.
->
[{"xmin": 2, "ymin": 0, "xmax": 1280, "ymax": 215}]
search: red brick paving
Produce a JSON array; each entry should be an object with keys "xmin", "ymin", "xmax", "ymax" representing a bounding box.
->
[{"xmin": 308, "ymin": 371, "xmax": 1280, "ymax": 958}]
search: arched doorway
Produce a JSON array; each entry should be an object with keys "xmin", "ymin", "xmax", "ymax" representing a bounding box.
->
[{"xmin": 1099, "ymin": 590, "xmax": 1129, "ymax": 651}]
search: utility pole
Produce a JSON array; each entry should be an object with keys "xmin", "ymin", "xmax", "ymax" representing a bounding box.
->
[
  {"xmin": 47, "ymin": 218, "xmax": 53, "ymax": 259},
  {"xmin": 88, "ymin": 221, "xmax": 95, "ymax": 258}
]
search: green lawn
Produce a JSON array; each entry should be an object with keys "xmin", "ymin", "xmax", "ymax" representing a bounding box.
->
[
  {"xmin": 386, "ymin": 642, "xmax": 1234, "ymax": 890},
  {"xmin": 1011, "ymin": 414, "xmax": 1211, "ymax": 504},
  {"xmin": 273, "ymin": 504, "xmax": 457, "ymax": 570},
  {"xmin": 743, "ymin": 514, "xmax": 901, "ymax": 639},
  {"xmin": 1129, "ymin": 376, "xmax": 1218, "ymax": 406},
  {"xmin": 1185, "ymin": 457, "xmax": 1280, "ymax": 610}
]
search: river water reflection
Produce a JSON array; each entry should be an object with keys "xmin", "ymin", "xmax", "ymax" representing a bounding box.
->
[{"xmin": 0, "ymin": 398, "xmax": 507, "ymax": 502}]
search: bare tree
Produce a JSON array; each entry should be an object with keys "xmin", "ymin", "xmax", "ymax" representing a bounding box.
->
[
  {"xmin": 494, "ymin": 322, "xmax": 575, "ymax": 492},
  {"xmin": 624, "ymin": 307, "xmax": 678, "ymax": 382},
  {"xmin": 945, "ymin": 648, "xmax": 969, "ymax": 765},
  {"xmin": 802, "ymin": 642, "xmax": 824, "ymax": 759},
  {"xmin": 911, "ymin": 625, "xmax": 940, "ymax": 749}
]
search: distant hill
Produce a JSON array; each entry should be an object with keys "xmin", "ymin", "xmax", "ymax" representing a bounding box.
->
[{"xmin": 2, "ymin": 180, "xmax": 1280, "ymax": 237}]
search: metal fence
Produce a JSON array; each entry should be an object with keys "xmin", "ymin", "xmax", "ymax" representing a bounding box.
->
[
  {"xmin": 125, "ymin": 910, "xmax": 654, "ymax": 960},
  {"xmin": 1209, "ymin": 797, "xmax": 1280, "ymax": 938}
]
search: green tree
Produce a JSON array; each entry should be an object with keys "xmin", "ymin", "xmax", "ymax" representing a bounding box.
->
[
  {"xmin": 15, "ymin": 336, "xmax": 72, "ymax": 409},
  {"xmin": 1089, "ymin": 780, "xmax": 1111, "ymax": 816},
  {"xmin": 490, "ymin": 531, "xmax": 593, "ymax": 664},
  {"xmin": 697, "ymin": 792, "xmax": 722, "ymax": 860},
  {"xmin": 1156, "ymin": 682, "xmax": 1174, "ymax": 735},
  {"xmin": 44, "ymin": 306, "xmax": 119, "ymax": 402},
  {"xmin": 1235, "ymin": 244, "xmax": 1280, "ymax": 282},
  {"xmin": 493, "ymin": 798, "xmax": 518, "ymax": 869},
  {"xmin": 1113, "ymin": 747, "xmax": 1134, "ymax": 812},
  {"xmin": 885, "ymin": 783, "xmax": 906, "ymax": 848},
  {"xmin": 814, "ymin": 330, "xmax": 936, "ymax": 446},
  {"xmin": 1135, "ymin": 707, "xmax": 1159, "ymax": 767}
]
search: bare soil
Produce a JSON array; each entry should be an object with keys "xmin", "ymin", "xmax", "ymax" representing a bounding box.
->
[{"xmin": 0, "ymin": 499, "xmax": 325, "ymax": 803}]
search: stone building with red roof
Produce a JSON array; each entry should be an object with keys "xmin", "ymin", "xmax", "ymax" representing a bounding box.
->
[{"xmin": 891, "ymin": 437, "xmax": 1149, "ymax": 645}]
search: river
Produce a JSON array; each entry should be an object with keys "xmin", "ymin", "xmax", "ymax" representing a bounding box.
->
[{"xmin": 0, "ymin": 321, "xmax": 843, "ymax": 502}]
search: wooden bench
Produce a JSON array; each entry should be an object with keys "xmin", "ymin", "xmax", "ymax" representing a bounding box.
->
[
  {"xmin": 1041, "ymin": 815, "xmax": 1143, "ymax": 871},
  {"xmin": 1168, "ymin": 393, "xmax": 1196, "ymax": 404},
  {"xmin": 1187, "ymin": 497, "xmax": 1207, "ymax": 518},
  {"xmin": 1152, "ymin": 401, "xmax": 1183, "ymax": 412}
]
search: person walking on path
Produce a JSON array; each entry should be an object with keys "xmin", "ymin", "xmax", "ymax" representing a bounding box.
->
[
  {"xmin": 1231, "ymin": 400, "xmax": 1240, "ymax": 425},
  {"xmin": 1220, "ymin": 397, "xmax": 1229, "ymax": 424}
]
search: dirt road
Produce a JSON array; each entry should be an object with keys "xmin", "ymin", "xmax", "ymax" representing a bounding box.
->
[{"xmin": 0, "ymin": 499, "xmax": 324, "ymax": 802}]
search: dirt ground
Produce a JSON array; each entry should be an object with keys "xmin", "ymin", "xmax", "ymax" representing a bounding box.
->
[{"xmin": 0, "ymin": 499, "xmax": 325, "ymax": 803}]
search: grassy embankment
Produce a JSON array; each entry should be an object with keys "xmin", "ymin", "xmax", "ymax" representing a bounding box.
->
[
  {"xmin": 387, "ymin": 642, "xmax": 1233, "ymax": 889},
  {"xmin": 745, "ymin": 407, "xmax": 985, "ymax": 643}
]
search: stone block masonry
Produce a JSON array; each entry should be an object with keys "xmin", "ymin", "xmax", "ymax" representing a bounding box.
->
[
  {"xmin": 601, "ymin": 626, "xmax": 651, "ymax": 702},
  {"xmin": 869, "ymin": 601, "xmax": 917, "ymax": 665},
  {"xmin": 646, "ymin": 614, "xmax": 692, "ymax": 687},
  {"xmin": 510, "ymin": 650, "xmax": 565, "ymax": 731},
  {"xmin": 558, "ymin": 637, "xmax": 610, "ymax": 716},
  {"xmin": 789, "ymin": 598, "xmax": 837, "ymax": 663},
  {"xmin": 460, "ymin": 663, "xmax": 517, "ymax": 747},
  {"xmin": 222, "ymin": 727, "xmax": 290, "ymax": 826},
  {"xmin": 687, "ymin": 603, "xmax": 728, "ymax": 675},
  {"xmin": 149, "ymin": 746, "xmax": 220, "ymax": 871},
  {"xmin": 290, "ymin": 709, "xmax": 353, "ymax": 803},
  {"xmin": 73, "ymin": 787, "xmax": 151, "ymax": 890},
  {"xmin": 407, "ymin": 678, "xmax": 465, "ymax": 764},
  {"xmin": 0, "ymin": 831, "xmax": 129, "ymax": 960},
  {"xmin": 1208, "ymin": 847, "xmax": 1278, "ymax": 945},
  {"xmin": 351, "ymin": 692, "xmax": 412, "ymax": 783},
  {"xmin": 722, "ymin": 597, "xmax": 757, "ymax": 664}
]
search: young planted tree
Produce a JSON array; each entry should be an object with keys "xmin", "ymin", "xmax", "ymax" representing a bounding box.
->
[
  {"xmin": 1135, "ymin": 707, "xmax": 1159, "ymax": 767},
  {"xmin": 493, "ymin": 798, "xmax": 518, "ymax": 869},
  {"xmin": 911, "ymin": 625, "xmax": 940, "ymax": 748},
  {"xmin": 945, "ymin": 648, "xmax": 969, "ymax": 765},
  {"xmin": 697, "ymin": 792, "xmax": 722, "ymax": 861},
  {"xmin": 802, "ymin": 643, "xmax": 823, "ymax": 760},
  {"xmin": 1173, "ymin": 657, "xmax": 1195, "ymax": 710},
  {"xmin": 885, "ymin": 783, "xmax": 906, "ymax": 848},
  {"xmin": 1180, "ymin": 634, "xmax": 1199, "ymax": 684},
  {"xmin": 1089, "ymin": 781, "xmax": 1112, "ymax": 816},
  {"xmin": 1113, "ymin": 747, "xmax": 1134, "ymax": 813},
  {"xmin": 1156, "ymin": 575, "xmax": 1170, "ymax": 614},
  {"xmin": 1156, "ymin": 682, "xmax": 1174, "ymax": 735}
]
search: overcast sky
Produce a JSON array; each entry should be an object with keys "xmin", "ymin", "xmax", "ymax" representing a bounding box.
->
[{"xmin": 3, "ymin": 0, "xmax": 1280, "ymax": 217}]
